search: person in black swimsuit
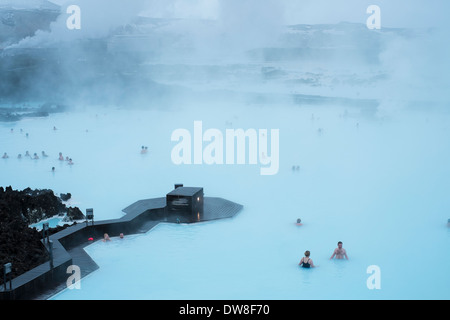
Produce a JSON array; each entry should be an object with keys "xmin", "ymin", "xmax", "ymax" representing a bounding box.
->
[{"xmin": 299, "ymin": 250, "xmax": 316, "ymax": 268}]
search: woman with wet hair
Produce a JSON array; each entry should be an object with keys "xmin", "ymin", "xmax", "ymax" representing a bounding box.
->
[{"xmin": 299, "ymin": 250, "xmax": 316, "ymax": 268}]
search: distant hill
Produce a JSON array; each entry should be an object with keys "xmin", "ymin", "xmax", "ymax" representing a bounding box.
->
[
  {"xmin": 0, "ymin": 0, "xmax": 59, "ymax": 10},
  {"xmin": 0, "ymin": 0, "xmax": 60, "ymax": 47}
]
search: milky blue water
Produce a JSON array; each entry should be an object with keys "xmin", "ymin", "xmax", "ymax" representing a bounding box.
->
[
  {"xmin": 1, "ymin": 102, "xmax": 449, "ymax": 300},
  {"xmin": 29, "ymin": 217, "xmax": 62, "ymax": 230}
]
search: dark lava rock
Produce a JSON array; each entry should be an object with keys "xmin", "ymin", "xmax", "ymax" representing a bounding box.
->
[
  {"xmin": 60, "ymin": 193, "xmax": 71, "ymax": 201},
  {"xmin": 0, "ymin": 186, "xmax": 84, "ymax": 285},
  {"xmin": 16, "ymin": 187, "xmax": 67, "ymax": 224},
  {"xmin": 63, "ymin": 207, "xmax": 84, "ymax": 222}
]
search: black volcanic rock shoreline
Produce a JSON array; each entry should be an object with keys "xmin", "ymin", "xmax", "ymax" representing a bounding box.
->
[
  {"xmin": 0, "ymin": 187, "xmax": 84, "ymax": 285},
  {"xmin": 0, "ymin": 103, "xmax": 67, "ymax": 122}
]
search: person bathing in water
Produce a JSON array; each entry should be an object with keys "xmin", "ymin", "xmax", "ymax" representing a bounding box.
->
[
  {"xmin": 330, "ymin": 241, "xmax": 348, "ymax": 260},
  {"xmin": 299, "ymin": 250, "xmax": 316, "ymax": 268},
  {"xmin": 141, "ymin": 146, "xmax": 148, "ymax": 154}
]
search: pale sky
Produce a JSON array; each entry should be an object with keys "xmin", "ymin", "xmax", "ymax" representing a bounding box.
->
[
  {"xmin": 47, "ymin": 0, "xmax": 449, "ymax": 29},
  {"xmin": 283, "ymin": 0, "xmax": 450, "ymax": 28}
]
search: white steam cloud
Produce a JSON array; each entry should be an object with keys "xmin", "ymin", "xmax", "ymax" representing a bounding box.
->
[
  {"xmin": 9, "ymin": 0, "xmax": 147, "ymax": 48},
  {"xmin": 218, "ymin": 0, "xmax": 284, "ymax": 49}
]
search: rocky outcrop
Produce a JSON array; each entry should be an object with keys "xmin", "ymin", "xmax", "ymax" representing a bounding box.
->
[
  {"xmin": 0, "ymin": 1, "xmax": 60, "ymax": 47},
  {"xmin": 63, "ymin": 207, "xmax": 84, "ymax": 222},
  {"xmin": 59, "ymin": 193, "xmax": 71, "ymax": 202},
  {"xmin": 0, "ymin": 186, "xmax": 84, "ymax": 285},
  {"xmin": 0, "ymin": 103, "xmax": 67, "ymax": 123}
]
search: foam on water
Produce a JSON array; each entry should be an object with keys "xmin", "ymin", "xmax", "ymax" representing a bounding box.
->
[{"xmin": 1, "ymin": 102, "xmax": 450, "ymax": 300}]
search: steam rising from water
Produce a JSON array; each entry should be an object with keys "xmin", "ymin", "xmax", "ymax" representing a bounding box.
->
[
  {"xmin": 1, "ymin": 0, "xmax": 449, "ymax": 111},
  {"xmin": 1, "ymin": 0, "xmax": 449, "ymax": 300},
  {"xmin": 9, "ymin": 0, "xmax": 147, "ymax": 47}
]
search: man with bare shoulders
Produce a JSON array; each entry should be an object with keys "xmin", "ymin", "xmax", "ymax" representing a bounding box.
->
[{"xmin": 330, "ymin": 241, "xmax": 348, "ymax": 260}]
